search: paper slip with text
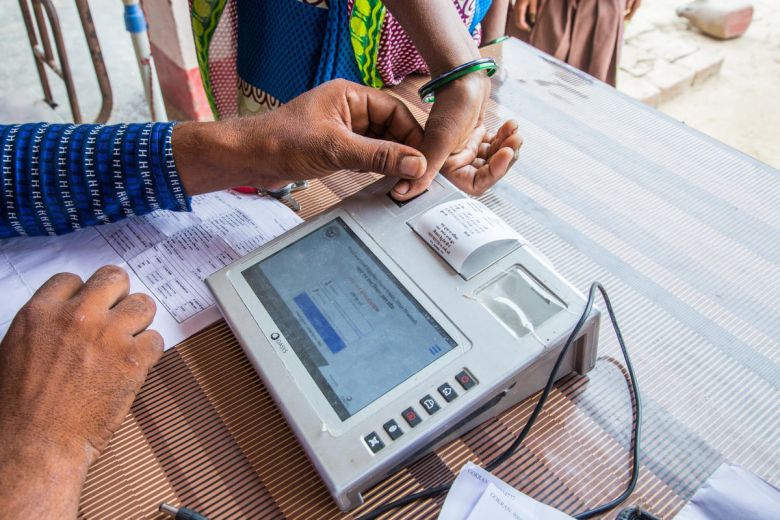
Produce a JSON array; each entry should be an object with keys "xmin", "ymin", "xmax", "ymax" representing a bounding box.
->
[
  {"xmin": 412, "ymin": 199, "xmax": 524, "ymax": 279},
  {"xmin": 0, "ymin": 191, "xmax": 302, "ymax": 349},
  {"xmin": 439, "ymin": 462, "xmax": 573, "ymax": 520}
]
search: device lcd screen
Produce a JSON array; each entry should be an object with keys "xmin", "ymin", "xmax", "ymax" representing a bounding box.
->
[{"xmin": 242, "ymin": 217, "xmax": 457, "ymax": 421}]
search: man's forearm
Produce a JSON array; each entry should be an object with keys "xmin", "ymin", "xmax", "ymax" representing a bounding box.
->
[
  {"xmin": 0, "ymin": 435, "xmax": 88, "ymax": 518},
  {"xmin": 0, "ymin": 122, "xmax": 190, "ymax": 238},
  {"xmin": 382, "ymin": 0, "xmax": 481, "ymax": 75},
  {"xmin": 171, "ymin": 119, "xmax": 266, "ymax": 196}
]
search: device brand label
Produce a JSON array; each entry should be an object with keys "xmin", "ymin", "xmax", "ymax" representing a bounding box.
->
[{"xmin": 268, "ymin": 332, "xmax": 288, "ymax": 354}]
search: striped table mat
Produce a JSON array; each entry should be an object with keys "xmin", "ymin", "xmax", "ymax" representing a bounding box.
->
[{"xmin": 78, "ymin": 40, "xmax": 779, "ymax": 519}]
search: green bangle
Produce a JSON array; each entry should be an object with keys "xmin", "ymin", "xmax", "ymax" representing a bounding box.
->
[
  {"xmin": 480, "ymin": 35, "xmax": 509, "ymax": 48},
  {"xmin": 418, "ymin": 58, "xmax": 498, "ymax": 103}
]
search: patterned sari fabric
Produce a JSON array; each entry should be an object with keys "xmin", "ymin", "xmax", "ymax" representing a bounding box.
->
[{"xmin": 190, "ymin": 0, "xmax": 488, "ymax": 119}]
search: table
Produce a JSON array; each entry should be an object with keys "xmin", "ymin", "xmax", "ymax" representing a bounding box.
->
[{"xmin": 77, "ymin": 39, "xmax": 780, "ymax": 519}]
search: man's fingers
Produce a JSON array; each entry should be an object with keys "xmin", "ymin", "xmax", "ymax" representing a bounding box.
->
[
  {"xmin": 132, "ymin": 329, "xmax": 165, "ymax": 371},
  {"xmin": 32, "ymin": 272, "xmax": 83, "ymax": 301},
  {"xmin": 346, "ymin": 84, "xmax": 425, "ymax": 147},
  {"xmin": 340, "ymin": 133, "xmax": 427, "ymax": 180},
  {"xmin": 74, "ymin": 265, "xmax": 130, "ymax": 309},
  {"xmin": 111, "ymin": 292, "xmax": 157, "ymax": 336},
  {"xmin": 401, "ymin": 119, "xmax": 468, "ymax": 200}
]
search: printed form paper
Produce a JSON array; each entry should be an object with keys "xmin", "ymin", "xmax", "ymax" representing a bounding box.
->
[
  {"xmin": 0, "ymin": 191, "xmax": 302, "ymax": 349},
  {"xmin": 439, "ymin": 462, "xmax": 573, "ymax": 520},
  {"xmin": 412, "ymin": 199, "xmax": 523, "ymax": 279}
]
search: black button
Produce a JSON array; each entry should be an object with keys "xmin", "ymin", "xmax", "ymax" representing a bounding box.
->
[
  {"xmin": 383, "ymin": 419, "xmax": 404, "ymax": 440},
  {"xmin": 364, "ymin": 432, "xmax": 385, "ymax": 453},
  {"xmin": 387, "ymin": 189, "xmax": 428, "ymax": 208},
  {"xmin": 455, "ymin": 369, "xmax": 477, "ymax": 390},
  {"xmin": 419, "ymin": 395, "xmax": 440, "ymax": 415},
  {"xmin": 402, "ymin": 406, "xmax": 422, "ymax": 427},
  {"xmin": 438, "ymin": 382, "xmax": 458, "ymax": 402}
]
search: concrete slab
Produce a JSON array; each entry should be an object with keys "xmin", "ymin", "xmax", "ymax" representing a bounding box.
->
[
  {"xmin": 676, "ymin": 50, "xmax": 725, "ymax": 85},
  {"xmin": 645, "ymin": 59, "xmax": 696, "ymax": 102},
  {"xmin": 617, "ymin": 72, "xmax": 661, "ymax": 107}
]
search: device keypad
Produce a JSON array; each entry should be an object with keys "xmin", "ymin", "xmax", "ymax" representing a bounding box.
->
[
  {"xmin": 402, "ymin": 406, "xmax": 422, "ymax": 427},
  {"xmin": 365, "ymin": 368, "xmax": 478, "ymax": 454},
  {"xmin": 437, "ymin": 382, "xmax": 458, "ymax": 402},
  {"xmin": 419, "ymin": 395, "xmax": 440, "ymax": 415},
  {"xmin": 383, "ymin": 419, "xmax": 404, "ymax": 440},
  {"xmin": 455, "ymin": 369, "xmax": 478, "ymax": 390},
  {"xmin": 364, "ymin": 432, "xmax": 385, "ymax": 453}
]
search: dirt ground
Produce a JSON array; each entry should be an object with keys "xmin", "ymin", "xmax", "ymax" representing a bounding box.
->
[{"xmin": 628, "ymin": 0, "xmax": 780, "ymax": 169}]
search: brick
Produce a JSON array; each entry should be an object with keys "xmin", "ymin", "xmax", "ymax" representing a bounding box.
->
[
  {"xmin": 644, "ymin": 59, "xmax": 695, "ymax": 103},
  {"xmin": 676, "ymin": 50, "xmax": 724, "ymax": 85},
  {"xmin": 620, "ymin": 44, "xmax": 655, "ymax": 78},
  {"xmin": 617, "ymin": 72, "xmax": 661, "ymax": 107},
  {"xmin": 624, "ymin": 18, "xmax": 655, "ymax": 42},
  {"xmin": 631, "ymin": 30, "xmax": 699, "ymax": 62}
]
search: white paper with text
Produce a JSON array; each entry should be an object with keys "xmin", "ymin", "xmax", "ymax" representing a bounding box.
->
[
  {"xmin": 0, "ymin": 191, "xmax": 302, "ymax": 348},
  {"xmin": 412, "ymin": 199, "xmax": 523, "ymax": 279},
  {"xmin": 439, "ymin": 462, "xmax": 573, "ymax": 520}
]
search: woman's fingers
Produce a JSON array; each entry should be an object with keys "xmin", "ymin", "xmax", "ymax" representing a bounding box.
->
[
  {"xmin": 441, "ymin": 125, "xmax": 486, "ymax": 174},
  {"xmin": 447, "ymin": 146, "xmax": 516, "ymax": 195},
  {"xmin": 488, "ymin": 120, "xmax": 520, "ymax": 157},
  {"xmin": 439, "ymin": 120, "xmax": 522, "ymax": 195}
]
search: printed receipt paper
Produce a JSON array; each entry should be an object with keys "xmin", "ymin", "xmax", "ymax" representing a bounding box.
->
[
  {"xmin": 439, "ymin": 462, "xmax": 573, "ymax": 520},
  {"xmin": 412, "ymin": 199, "xmax": 523, "ymax": 279}
]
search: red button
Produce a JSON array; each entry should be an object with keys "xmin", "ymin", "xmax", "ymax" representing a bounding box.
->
[
  {"xmin": 455, "ymin": 369, "xmax": 477, "ymax": 390},
  {"xmin": 402, "ymin": 406, "xmax": 422, "ymax": 427}
]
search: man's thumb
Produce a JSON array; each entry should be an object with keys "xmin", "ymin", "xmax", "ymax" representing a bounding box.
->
[{"xmin": 343, "ymin": 134, "xmax": 427, "ymax": 179}]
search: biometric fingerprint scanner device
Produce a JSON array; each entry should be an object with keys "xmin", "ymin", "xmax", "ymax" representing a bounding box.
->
[{"xmin": 206, "ymin": 176, "xmax": 600, "ymax": 511}]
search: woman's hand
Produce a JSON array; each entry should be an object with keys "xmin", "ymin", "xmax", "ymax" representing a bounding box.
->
[
  {"xmin": 173, "ymin": 79, "xmax": 427, "ymax": 195},
  {"xmin": 390, "ymin": 73, "xmax": 486, "ymax": 199},
  {"xmin": 439, "ymin": 121, "xmax": 523, "ymax": 194},
  {"xmin": 391, "ymin": 75, "xmax": 523, "ymax": 200}
]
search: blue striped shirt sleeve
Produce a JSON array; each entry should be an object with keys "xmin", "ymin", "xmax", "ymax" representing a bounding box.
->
[{"xmin": 0, "ymin": 122, "xmax": 191, "ymax": 238}]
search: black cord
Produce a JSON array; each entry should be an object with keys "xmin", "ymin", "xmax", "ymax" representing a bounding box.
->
[
  {"xmin": 573, "ymin": 284, "xmax": 642, "ymax": 519},
  {"xmin": 356, "ymin": 283, "xmax": 642, "ymax": 520}
]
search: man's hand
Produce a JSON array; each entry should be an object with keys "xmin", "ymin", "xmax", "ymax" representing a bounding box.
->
[
  {"xmin": 0, "ymin": 266, "xmax": 162, "ymax": 519},
  {"xmin": 173, "ymin": 79, "xmax": 427, "ymax": 195}
]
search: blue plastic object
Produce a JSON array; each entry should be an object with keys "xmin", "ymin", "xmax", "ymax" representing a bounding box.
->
[{"xmin": 124, "ymin": 3, "xmax": 147, "ymax": 33}]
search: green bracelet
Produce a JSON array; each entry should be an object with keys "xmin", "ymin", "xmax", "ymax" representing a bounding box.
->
[
  {"xmin": 418, "ymin": 58, "xmax": 498, "ymax": 103},
  {"xmin": 480, "ymin": 35, "xmax": 509, "ymax": 48}
]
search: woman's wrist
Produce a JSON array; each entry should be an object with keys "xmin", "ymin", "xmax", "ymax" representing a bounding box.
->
[
  {"xmin": 419, "ymin": 58, "xmax": 496, "ymax": 102},
  {"xmin": 427, "ymin": 39, "xmax": 481, "ymax": 77}
]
